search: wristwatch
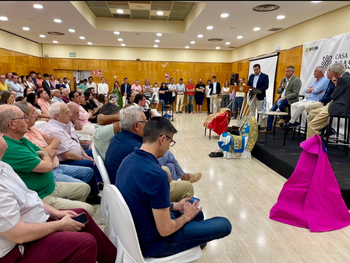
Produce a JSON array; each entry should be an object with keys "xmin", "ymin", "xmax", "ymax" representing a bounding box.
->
[{"xmin": 170, "ymin": 202, "xmax": 174, "ymax": 211}]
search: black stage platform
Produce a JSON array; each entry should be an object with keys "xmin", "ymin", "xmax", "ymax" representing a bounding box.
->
[{"xmin": 252, "ymin": 127, "xmax": 350, "ymax": 208}]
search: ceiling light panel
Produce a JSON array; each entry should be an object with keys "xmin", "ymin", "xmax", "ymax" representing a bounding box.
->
[
  {"xmin": 23, "ymin": 27, "xmax": 30, "ymax": 31},
  {"xmin": 156, "ymin": 33, "xmax": 162, "ymax": 36},
  {"xmin": 197, "ymin": 34, "xmax": 203, "ymax": 38},
  {"xmin": 68, "ymin": 29, "xmax": 75, "ymax": 33},
  {"xmin": 0, "ymin": 16, "xmax": 8, "ymax": 21},
  {"xmin": 277, "ymin": 15, "xmax": 285, "ymax": 19},
  {"xmin": 207, "ymin": 26, "xmax": 213, "ymax": 30},
  {"xmin": 221, "ymin": 13, "xmax": 229, "ymax": 18},
  {"xmin": 54, "ymin": 19, "xmax": 62, "ymax": 23},
  {"xmin": 253, "ymin": 27, "xmax": 261, "ymax": 31},
  {"xmin": 79, "ymin": 36, "xmax": 85, "ymax": 39},
  {"xmin": 33, "ymin": 4, "xmax": 43, "ymax": 9}
]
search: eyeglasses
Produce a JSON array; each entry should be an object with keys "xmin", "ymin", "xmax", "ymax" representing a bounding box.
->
[
  {"xmin": 137, "ymin": 120, "xmax": 147, "ymax": 124},
  {"xmin": 160, "ymin": 134, "xmax": 176, "ymax": 147},
  {"xmin": 10, "ymin": 115, "xmax": 28, "ymax": 122}
]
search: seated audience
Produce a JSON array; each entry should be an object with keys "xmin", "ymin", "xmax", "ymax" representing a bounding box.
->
[
  {"xmin": 18, "ymin": 76, "xmax": 28, "ymax": 91},
  {"xmin": 7, "ymin": 74, "xmax": 23, "ymax": 97},
  {"xmin": 116, "ymin": 116, "xmax": 232, "ymax": 257},
  {"xmin": 261, "ymin": 66, "xmax": 302, "ymax": 133},
  {"xmin": 125, "ymin": 92, "xmax": 136, "ymax": 106},
  {"xmin": 63, "ymin": 77, "xmax": 70, "ymax": 89},
  {"xmin": 0, "ymin": 135, "xmax": 117, "ymax": 263},
  {"xmin": 26, "ymin": 93, "xmax": 50, "ymax": 121},
  {"xmin": 23, "ymin": 87, "xmax": 33, "ymax": 101},
  {"xmin": 69, "ymin": 91, "xmax": 94, "ymax": 135},
  {"xmin": 42, "ymin": 102, "xmax": 101, "ymax": 204},
  {"xmin": 15, "ymin": 96, "xmax": 24, "ymax": 102},
  {"xmin": 98, "ymin": 93, "xmax": 106, "ymax": 105},
  {"xmin": 104, "ymin": 105, "xmax": 198, "ymax": 202},
  {"xmin": 51, "ymin": 89, "xmax": 64, "ymax": 103},
  {"xmin": 5, "ymin": 72, "xmax": 12, "ymax": 84},
  {"xmin": 0, "ymin": 104, "xmax": 94, "ymax": 215},
  {"xmin": 36, "ymin": 72, "xmax": 43, "ymax": 91},
  {"xmin": 61, "ymin": 88, "xmax": 70, "ymax": 103},
  {"xmin": 55, "ymin": 77, "xmax": 66, "ymax": 91},
  {"xmin": 286, "ymin": 65, "xmax": 328, "ymax": 128},
  {"xmin": 15, "ymin": 101, "xmax": 94, "ymax": 185},
  {"xmin": 93, "ymin": 103, "xmax": 120, "ymax": 160},
  {"xmin": 0, "ymin": 91, "xmax": 15, "ymax": 105},
  {"xmin": 0, "ymin": 75, "xmax": 8, "ymax": 96},
  {"xmin": 26, "ymin": 75, "xmax": 36, "ymax": 90},
  {"xmin": 307, "ymin": 63, "xmax": 349, "ymax": 139},
  {"xmin": 37, "ymin": 90, "xmax": 51, "ymax": 115}
]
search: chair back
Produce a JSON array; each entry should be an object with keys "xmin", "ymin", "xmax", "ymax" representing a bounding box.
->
[
  {"xmin": 104, "ymin": 184, "xmax": 145, "ymax": 263},
  {"xmin": 92, "ymin": 143, "xmax": 112, "ymax": 185}
]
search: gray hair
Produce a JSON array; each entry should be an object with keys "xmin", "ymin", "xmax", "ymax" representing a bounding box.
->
[
  {"xmin": 120, "ymin": 105, "xmax": 143, "ymax": 131},
  {"xmin": 287, "ymin": 66, "xmax": 295, "ymax": 72},
  {"xmin": 328, "ymin": 63, "xmax": 346, "ymax": 75},
  {"xmin": 14, "ymin": 101, "xmax": 31, "ymax": 115},
  {"xmin": 48, "ymin": 102, "xmax": 65, "ymax": 119},
  {"xmin": 67, "ymin": 101, "xmax": 79, "ymax": 114},
  {"xmin": 315, "ymin": 65, "xmax": 326, "ymax": 74},
  {"xmin": 0, "ymin": 106, "xmax": 16, "ymax": 132},
  {"xmin": 52, "ymin": 89, "xmax": 60, "ymax": 96}
]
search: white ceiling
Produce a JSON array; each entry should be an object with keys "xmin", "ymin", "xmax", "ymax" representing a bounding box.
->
[{"xmin": 0, "ymin": 1, "xmax": 349, "ymax": 50}]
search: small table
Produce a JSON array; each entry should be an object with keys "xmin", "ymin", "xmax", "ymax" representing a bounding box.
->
[{"xmin": 257, "ymin": 111, "xmax": 289, "ymax": 146}]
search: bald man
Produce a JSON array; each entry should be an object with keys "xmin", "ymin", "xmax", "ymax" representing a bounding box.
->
[{"xmin": 52, "ymin": 89, "xmax": 64, "ymax": 103}]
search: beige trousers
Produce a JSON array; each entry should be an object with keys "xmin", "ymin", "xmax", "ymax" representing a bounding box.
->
[
  {"xmin": 210, "ymin": 94, "xmax": 218, "ymax": 113},
  {"xmin": 305, "ymin": 101, "xmax": 324, "ymax": 114},
  {"xmin": 250, "ymin": 99, "xmax": 263, "ymax": 124},
  {"xmin": 42, "ymin": 182, "xmax": 94, "ymax": 216},
  {"xmin": 176, "ymin": 94, "xmax": 184, "ymax": 112},
  {"xmin": 169, "ymin": 181, "xmax": 194, "ymax": 202},
  {"xmin": 306, "ymin": 103, "xmax": 330, "ymax": 139}
]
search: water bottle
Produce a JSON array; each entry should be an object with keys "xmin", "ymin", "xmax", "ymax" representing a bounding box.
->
[{"xmin": 262, "ymin": 97, "xmax": 267, "ymax": 113}]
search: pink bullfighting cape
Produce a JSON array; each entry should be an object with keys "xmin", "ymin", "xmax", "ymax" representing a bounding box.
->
[{"xmin": 270, "ymin": 135, "xmax": 350, "ymax": 232}]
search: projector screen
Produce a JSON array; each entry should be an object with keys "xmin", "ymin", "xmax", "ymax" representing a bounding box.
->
[{"xmin": 248, "ymin": 53, "xmax": 279, "ymax": 110}]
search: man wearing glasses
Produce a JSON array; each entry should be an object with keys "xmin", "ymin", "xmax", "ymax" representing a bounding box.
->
[
  {"xmin": 116, "ymin": 117, "xmax": 232, "ymax": 258},
  {"xmin": 104, "ymin": 105, "xmax": 196, "ymax": 202},
  {"xmin": 0, "ymin": 104, "xmax": 94, "ymax": 215}
]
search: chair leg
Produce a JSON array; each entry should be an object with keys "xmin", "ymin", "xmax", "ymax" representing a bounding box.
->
[
  {"xmin": 204, "ymin": 127, "xmax": 206, "ymax": 137},
  {"xmin": 209, "ymin": 129, "xmax": 211, "ymax": 140},
  {"xmin": 336, "ymin": 117, "xmax": 340, "ymax": 148},
  {"xmin": 346, "ymin": 118, "xmax": 350, "ymax": 156},
  {"xmin": 324, "ymin": 116, "xmax": 333, "ymax": 148}
]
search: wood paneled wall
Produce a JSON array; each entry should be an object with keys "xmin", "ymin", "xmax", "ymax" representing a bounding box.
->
[{"xmin": 0, "ymin": 48, "xmax": 41, "ymax": 77}]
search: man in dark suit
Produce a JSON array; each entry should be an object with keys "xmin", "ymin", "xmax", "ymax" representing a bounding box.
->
[
  {"xmin": 121, "ymin": 77, "xmax": 131, "ymax": 107},
  {"xmin": 261, "ymin": 66, "xmax": 301, "ymax": 133},
  {"xmin": 307, "ymin": 62, "xmax": 349, "ymax": 139},
  {"xmin": 42, "ymin": 73, "xmax": 55, "ymax": 95},
  {"xmin": 247, "ymin": 64, "xmax": 269, "ymax": 125},
  {"xmin": 209, "ymin": 76, "xmax": 221, "ymax": 113}
]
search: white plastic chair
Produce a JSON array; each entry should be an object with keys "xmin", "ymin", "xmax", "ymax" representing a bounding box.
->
[{"xmin": 103, "ymin": 184, "xmax": 202, "ymax": 263}]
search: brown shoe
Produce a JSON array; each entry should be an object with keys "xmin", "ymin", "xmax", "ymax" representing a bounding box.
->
[
  {"xmin": 277, "ymin": 119, "xmax": 286, "ymax": 124},
  {"xmin": 260, "ymin": 129, "xmax": 272, "ymax": 133},
  {"xmin": 186, "ymin": 173, "xmax": 202, "ymax": 183}
]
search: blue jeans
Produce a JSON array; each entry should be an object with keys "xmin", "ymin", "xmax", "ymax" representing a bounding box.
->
[
  {"xmin": 160, "ymin": 99, "xmax": 165, "ymax": 112},
  {"xmin": 234, "ymin": 97, "xmax": 244, "ymax": 118},
  {"xmin": 267, "ymin": 99, "xmax": 289, "ymax": 130},
  {"xmin": 151, "ymin": 211, "xmax": 232, "ymax": 258},
  {"xmin": 158, "ymin": 151, "xmax": 185, "ymax": 180},
  {"xmin": 52, "ymin": 164, "xmax": 93, "ymax": 183},
  {"xmin": 186, "ymin": 95, "xmax": 194, "ymax": 113}
]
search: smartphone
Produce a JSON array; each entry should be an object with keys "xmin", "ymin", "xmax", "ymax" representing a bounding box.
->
[
  {"xmin": 73, "ymin": 212, "xmax": 89, "ymax": 224},
  {"xmin": 189, "ymin": 197, "xmax": 200, "ymax": 204}
]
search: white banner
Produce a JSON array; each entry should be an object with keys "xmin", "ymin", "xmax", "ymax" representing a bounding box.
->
[{"xmin": 301, "ymin": 32, "xmax": 350, "ymax": 93}]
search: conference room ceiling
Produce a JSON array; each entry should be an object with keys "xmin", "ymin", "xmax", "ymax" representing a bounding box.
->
[{"xmin": 0, "ymin": 1, "xmax": 349, "ymax": 51}]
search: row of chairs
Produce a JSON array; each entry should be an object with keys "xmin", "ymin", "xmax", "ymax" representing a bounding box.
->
[{"xmin": 91, "ymin": 143, "xmax": 203, "ymax": 263}]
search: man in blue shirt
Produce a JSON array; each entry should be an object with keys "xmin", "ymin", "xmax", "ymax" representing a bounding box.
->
[
  {"xmin": 287, "ymin": 65, "xmax": 329, "ymax": 128},
  {"xmin": 116, "ymin": 117, "xmax": 231, "ymax": 258},
  {"xmin": 104, "ymin": 105, "xmax": 197, "ymax": 202}
]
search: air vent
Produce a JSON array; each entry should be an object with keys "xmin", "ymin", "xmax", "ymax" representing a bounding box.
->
[
  {"xmin": 253, "ymin": 4, "xmax": 280, "ymax": 12},
  {"xmin": 207, "ymin": 38, "xmax": 223, "ymax": 42},
  {"xmin": 268, "ymin": 27, "xmax": 283, "ymax": 32},
  {"xmin": 47, "ymin": 31, "xmax": 65, "ymax": 35},
  {"xmin": 228, "ymin": 46, "xmax": 236, "ymax": 49}
]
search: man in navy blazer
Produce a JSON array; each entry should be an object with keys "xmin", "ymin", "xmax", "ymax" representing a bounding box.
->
[
  {"xmin": 209, "ymin": 76, "xmax": 221, "ymax": 113},
  {"xmin": 247, "ymin": 64, "xmax": 269, "ymax": 124}
]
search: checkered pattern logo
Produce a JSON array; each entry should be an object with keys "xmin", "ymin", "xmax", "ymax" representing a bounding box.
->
[{"xmin": 321, "ymin": 55, "xmax": 333, "ymax": 69}]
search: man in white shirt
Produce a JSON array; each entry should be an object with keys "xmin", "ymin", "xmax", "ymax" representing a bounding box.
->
[
  {"xmin": 87, "ymin": 77, "xmax": 97, "ymax": 90},
  {"xmin": 51, "ymin": 89, "xmax": 64, "ymax": 103},
  {"xmin": 97, "ymin": 77, "xmax": 109, "ymax": 96},
  {"xmin": 168, "ymin": 78, "xmax": 177, "ymax": 106},
  {"xmin": 176, "ymin": 78, "xmax": 186, "ymax": 113},
  {"xmin": 63, "ymin": 77, "xmax": 70, "ymax": 90},
  {"xmin": 7, "ymin": 74, "xmax": 23, "ymax": 97}
]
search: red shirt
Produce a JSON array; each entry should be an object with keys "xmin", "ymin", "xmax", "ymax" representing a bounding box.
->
[{"xmin": 186, "ymin": 84, "xmax": 195, "ymax": 96}]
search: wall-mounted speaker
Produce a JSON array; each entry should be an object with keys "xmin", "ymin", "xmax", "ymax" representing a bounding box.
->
[{"xmin": 230, "ymin": 73, "xmax": 239, "ymax": 85}]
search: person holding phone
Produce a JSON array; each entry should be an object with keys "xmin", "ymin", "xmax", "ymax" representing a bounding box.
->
[{"xmin": 0, "ymin": 133, "xmax": 117, "ymax": 263}]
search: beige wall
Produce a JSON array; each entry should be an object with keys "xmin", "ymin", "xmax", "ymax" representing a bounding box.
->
[
  {"xmin": 0, "ymin": 30, "xmax": 41, "ymax": 57},
  {"xmin": 231, "ymin": 5, "xmax": 350, "ymax": 62},
  {"xmin": 42, "ymin": 44, "xmax": 232, "ymax": 62}
]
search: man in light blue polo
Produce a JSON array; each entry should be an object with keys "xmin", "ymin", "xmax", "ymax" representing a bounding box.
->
[{"xmin": 286, "ymin": 65, "xmax": 329, "ymax": 128}]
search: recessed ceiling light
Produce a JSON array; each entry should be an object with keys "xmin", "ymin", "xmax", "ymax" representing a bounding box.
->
[
  {"xmin": 121, "ymin": 43, "xmax": 125, "ymax": 46},
  {"xmin": 79, "ymin": 36, "xmax": 85, "ymax": 40},
  {"xmin": 190, "ymin": 41, "xmax": 195, "ymax": 44},
  {"xmin": 311, "ymin": 1, "xmax": 322, "ymax": 3},
  {"xmin": 221, "ymin": 13, "xmax": 229, "ymax": 18},
  {"xmin": 118, "ymin": 38, "xmax": 123, "ymax": 41},
  {"xmin": 23, "ymin": 27, "xmax": 30, "ymax": 31},
  {"xmin": 197, "ymin": 34, "xmax": 203, "ymax": 38},
  {"xmin": 253, "ymin": 27, "xmax": 260, "ymax": 31},
  {"xmin": 154, "ymin": 45, "xmax": 158, "ymax": 48},
  {"xmin": 207, "ymin": 26, "xmax": 213, "ymax": 30},
  {"xmin": 53, "ymin": 40, "xmax": 58, "ymax": 43},
  {"xmin": 156, "ymin": 33, "xmax": 162, "ymax": 36},
  {"xmin": 117, "ymin": 9, "xmax": 124, "ymax": 14},
  {"xmin": 33, "ymin": 4, "xmax": 43, "ymax": 9},
  {"xmin": 54, "ymin": 19, "xmax": 62, "ymax": 23},
  {"xmin": 276, "ymin": 15, "xmax": 285, "ymax": 20},
  {"xmin": 216, "ymin": 47, "xmax": 220, "ymax": 49},
  {"xmin": 114, "ymin": 31, "xmax": 120, "ymax": 35},
  {"xmin": 68, "ymin": 29, "xmax": 75, "ymax": 33},
  {"xmin": 157, "ymin": 11, "xmax": 163, "ymax": 16},
  {"xmin": 0, "ymin": 16, "xmax": 8, "ymax": 21},
  {"xmin": 155, "ymin": 39, "xmax": 160, "ymax": 43},
  {"xmin": 225, "ymin": 42, "xmax": 230, "ymax": 45},
  {"xmin": 185, "ymin": 46, "xmax": 190, "ymax": 49},
  {"xmin": 87, "ymin": 42, "xmax": 92, "ymax": 45},
  {"xmin": 237, "ymin": 35, "xmax": 243, "ymax": 39},
  {"xmin": 39, "ymin": 34, "xmax": 45, "ymax": 38}
]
